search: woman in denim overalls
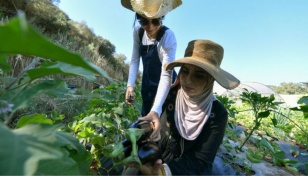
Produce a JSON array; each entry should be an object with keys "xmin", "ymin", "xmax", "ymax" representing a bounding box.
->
[{"xmin": 122, "ymin": 0, "xmax": 182, "ymax": 141}]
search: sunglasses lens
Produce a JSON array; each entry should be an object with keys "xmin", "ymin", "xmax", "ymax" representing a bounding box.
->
[
  {"xmin": 139, "ymin": 19, "xmax": 149, "ymax": 26},
  {"xmin": 139, "ymin": 18, "xmax": 161, "ymax": 26},
  {"xmin": 152, "ymin": 19, "xmax": 161, "ymax": 26}
]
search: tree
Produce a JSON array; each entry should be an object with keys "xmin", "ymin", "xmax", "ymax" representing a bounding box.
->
[
  {"xmin": 25, "ymin": 0, "xmax": 69, "ymax": 33},
  {"xmin": 98, "ymin": 38, "xmax": 116, "ymax": 57},
  {"xmin": 114, "ymin": 53, "xmax": 127, "ymax": 64},
  {"xmin": 274, "ymin": 82, "xmax": 307, "ymax": 94},
  {"xmin": 301, "ymin": 82, "xmax": 308, "ymax": 93}
]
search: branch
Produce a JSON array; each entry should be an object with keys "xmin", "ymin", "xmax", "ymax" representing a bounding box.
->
[
  {"xmin": 9, "ymin": 0, "xmax": 18, "ymax": 12},
  {"xmin": 271, "ymin": 109, "xmax": 308, "ymax": 138},
  {"xmin": 5, "ymin": 57, "xmax": 40, "ymax": 90}
]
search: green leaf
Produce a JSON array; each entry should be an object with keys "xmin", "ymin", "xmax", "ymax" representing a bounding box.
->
[
  {"xmin": 269, "ymin": 94, "xmax": 275, "ymax": 101},
  {"xmin": 271, "ymin": 118, "xmax": 278, "ymax": 127},
  {"xmin": 114, "ymin": 115, "xmax": 122, "ymax": 126},
  {"xmin": 297, "ymin": 96, "xmax": 308, "ymax": 105},
  {"xmin": 90, "ymin": 134, "xmax": 106, "ymax": 146},
  {"xmin": 16, "ymin": 114, "xmax": 53, "ymax": 128},
  {"xmin": 0, "ymin": 13, "xmax": 112, "ymax": 82},
  {"xmin": 125, "ymin": 128, "xmax": 144, "ymax": 143},
  {"xmin": 8, "ymin": 79, "xmax": 68, "ymax": 111},
  {"xmin": 282, "ymin": 158, "xmax": 298, "ymax": 164},
  {"xmin": 0, "ymin": 124, "xmax": 90, "ymax": 175},
  {"xmin": 272, "ymin": 151, "xmax": 286, "ymax": 165},
  {"xmin": 101, "ymin": 93, "xmax": 116, "ymax": 101},
  {"xmin": 113, "ymin": 105, "xmax": 124, "ymax": 115},
  {"xmin": 87, "ymin": 98, "xmax": 103, "ymax": 107},
  {"xmin": 258, "ymin": 110, "xmax": 270, "ymax": 118},
  {"xmin": 55, "ymin": 131, "xmax": 92, "ymax": 175},
  {"xmin": 82, "ymin": 113, "xmax": 105, "ymax": 125},
  {"xmin": 290, "ymin": 105, "xmax": 308, "ymax": 118},
  {"xmin": 265, "ymin": 131, "xmax": 279, "ymax": 141},
  {"xmin": 26, "ymin": 61, "xmax": 96, "ymax": 82},
  {"xmin": 114, "ymin": 155, "xmax": 141, "ymax": 166},
  {"xmin": 260, "ymin": 138, "xmax": 275, "ymax": 153},
  {"xmin": 0, "ymin": 55, "xmax": 11, "ymax": 73},
  {"xmin": 103, "ymin": 142, "xmax": 124, "ymax": 158},
  {"xmin": 285, "ymin": 165, "xmax": 298, "ymax": 173},
  {"xmin": 223, "ymin": 143, "xmax": 233, "ymax": 152},
  {"xmin": 246, "ymin": 148, "xmax": 263, "ymax": 163},
  {"xmin": 124, "ymin": 128, "xmax": 144, "ymax": 165}
]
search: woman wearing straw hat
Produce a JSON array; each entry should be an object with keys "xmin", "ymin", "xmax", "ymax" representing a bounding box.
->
[
  {"xmin": 121, "ymin": 0, "xmax": 182, "ymax": 142},
  {"xmin": 126, "ymin": 39, "xmax": 240, "ymax": 175}
]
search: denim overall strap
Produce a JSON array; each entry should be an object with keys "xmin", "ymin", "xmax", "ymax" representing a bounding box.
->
[
  {"xmin": 139, "ymin": 26, "xmax": 168, "ymax": 116},
  {"xmin": 140, "ymin": 27, "xmax": 177, "ymax": 83}
]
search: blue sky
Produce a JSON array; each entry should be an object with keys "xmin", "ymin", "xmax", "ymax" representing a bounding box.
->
[{"xmin": 58, "ymin": 0, "xmax": 308, "ymax": 86}]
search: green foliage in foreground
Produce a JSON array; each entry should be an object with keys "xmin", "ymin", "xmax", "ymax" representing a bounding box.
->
[
  {"xmin": 0, "ymin": 13, "xmax": 113, "ymax": 175},
  {"xmin": 0, "ymin": 123, "xmax": 92, "ymax": 175}
]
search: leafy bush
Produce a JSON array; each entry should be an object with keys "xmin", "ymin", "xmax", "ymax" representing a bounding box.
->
[{"xmin": 0, "ymin": 13, "xmax": 112, "ymax": 175}]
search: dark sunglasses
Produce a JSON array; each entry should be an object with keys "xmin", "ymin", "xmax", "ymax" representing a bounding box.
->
[{"xmin": 138, "ymin": 18, "xmax": 161, "ymax": 26}]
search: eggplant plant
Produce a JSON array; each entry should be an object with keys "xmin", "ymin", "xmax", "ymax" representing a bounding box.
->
[
  {"xmin": 101, "ymin": 120, "xmax": 161, "ymax": 167},
  {"xmin": 65, "ymin": 81, "xmax": 142, "ymax": 172},
  {"xmin": 237, "ymin": 89, "xmax": 307, "ymax": 173},
  {"xmin": 238, "ymin": 89, "xmax": 284, "ymax": 150}
]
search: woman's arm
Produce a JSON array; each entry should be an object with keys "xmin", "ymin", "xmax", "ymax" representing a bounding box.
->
[
  {"xmin": 127, "ymin": 26, "xmax": 141, "ymax": 87},
  {"xmin": 150, "ymin": 29, "xmax": 177, "ymax": 116},
  {"xmin": 142, "ymin": 29, "xmax": 177, "ymax": 141}
]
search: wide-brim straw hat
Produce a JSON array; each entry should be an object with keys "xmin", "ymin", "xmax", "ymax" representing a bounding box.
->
[
  {"xmin": 121, "ymin": 0, "xmax": 182, "ymax": 19},
  {"xmin": 165, "ymin": 40, "xmax": 240, "ymax": 90}
]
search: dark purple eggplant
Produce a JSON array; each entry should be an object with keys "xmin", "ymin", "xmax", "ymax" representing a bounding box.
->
[
  {"xmin": 122, "ymin": 139, "xmax": 132, "ymax": 157},
  {"xmin": 85, "ymin": 144, "xmax": 92, "ymax": 151},
  {"xmin": 138, "ymin": 142, "xmax": 162, "ymax": 164}
]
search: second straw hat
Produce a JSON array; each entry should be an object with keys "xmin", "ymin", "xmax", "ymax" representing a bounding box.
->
[
  {"xmin": 121, "ymin": 0, "xmax": 182, "ymax": 19},
  {"xmin": 165, "ymin": 40, "xmax": 240, "ymax": 90}
]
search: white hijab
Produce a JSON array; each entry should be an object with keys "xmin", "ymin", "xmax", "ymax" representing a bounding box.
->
[{"xmin": 174, "ymin": 77, "xmax": 216, "ymax": 140}]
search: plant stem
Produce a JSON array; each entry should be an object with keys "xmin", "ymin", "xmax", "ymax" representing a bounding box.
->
[
  {"xmin": 239, "ymin": 125, "xmax": 257, "ymax": 150},
  {"xmin": 5, "ymin": 57, "xmax": 39, "ymax": 90},
  {"xmin": 271, "ymin": 110, "xmax": 308, "ymax": 137}
]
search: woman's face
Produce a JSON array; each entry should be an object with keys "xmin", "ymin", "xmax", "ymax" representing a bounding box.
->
[
  {"xmin": 180, "ymin": 64, "xmax": 212, "ymax": 97},
  {"xmin": 138, "ymin": 17, "xmax": 162, "ymax": 37}
]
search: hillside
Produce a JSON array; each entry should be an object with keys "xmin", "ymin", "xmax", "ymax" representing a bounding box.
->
[{"xmin": 0, "ymin": 0, "xmax": 133, "ymax": 88}]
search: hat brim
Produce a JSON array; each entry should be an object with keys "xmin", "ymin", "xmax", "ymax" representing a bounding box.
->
[
  {"xmin": 121, "ymin": 0, "xmax": 134, "ymax": 11},
  {"xmin": 121, "ymin": 0, "xmax": 182, "ymax": 19},
  {"xmin": 165, "ymin": 57, "xmax": 240, "ymax": 89}
]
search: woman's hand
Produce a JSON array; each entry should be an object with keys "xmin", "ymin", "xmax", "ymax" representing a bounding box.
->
[
  {"xmin": 138, "ymin": 111, "xmax": 161, "ymax": 141},
  {"xmin": 123, "ymin": 159, "xmax": 163, "ymax": 176},
  {"xmin": 125, "ymin": 86, "xmax": 135, "ymax": 105},
  {"xmin": 139, "ymin": 159, "xmax": 163, "ymax": 175}
]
